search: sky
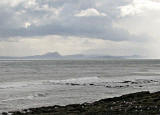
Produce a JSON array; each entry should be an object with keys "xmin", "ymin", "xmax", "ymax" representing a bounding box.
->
[{"xmin": 0, "ymin": 0, "xmax": 159, "ymax": 58}]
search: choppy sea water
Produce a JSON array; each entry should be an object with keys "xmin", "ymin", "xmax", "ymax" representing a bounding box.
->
[{"xmin": 1, "ymin": 59, "xmax": 160, "ymax": 113}]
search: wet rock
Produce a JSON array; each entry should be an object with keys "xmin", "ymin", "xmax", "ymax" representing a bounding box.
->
[
  {"xmin": 121, "ymin": 81, "xmax": 131, "ymax": 83},
  {"xmin": 70, "ymin": 83, "xmax": 80, "ymax": 86},
  {"xmin": 89, "ymin": 83, "xmax": 94, "ymax": 86},
  {"xmin": 105, "ymin": 85, "xmax": 112, "ymax": 88},
  {"xmin": 2, "ymin": 112, "xmax": 8, "ymax": 115},
  {"xmin": 131, "ymin": 81, "xmax": 138, "ymax": 84},
  {"xmin": 7, "ymin": 91, "xmax": 160, "ymax": 115}
]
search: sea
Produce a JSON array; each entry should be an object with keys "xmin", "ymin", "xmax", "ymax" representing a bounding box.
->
[{"xmin": 0, "ymin": 59, "xmax": 160, "ymax": 113}]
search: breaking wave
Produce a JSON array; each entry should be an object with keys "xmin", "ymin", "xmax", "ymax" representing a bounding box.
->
[{"xmin": 0, "ymin": 76, "xmax": 160, "ymax": 89}]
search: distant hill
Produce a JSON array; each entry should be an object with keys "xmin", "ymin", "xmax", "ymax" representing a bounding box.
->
[
  {"xmin": 0, "ymin": 52, "xmax": 141, "ymax": 60},
  {"xmin": 24, "ymin": 52, "xmax": 61, "ymax": 59}
]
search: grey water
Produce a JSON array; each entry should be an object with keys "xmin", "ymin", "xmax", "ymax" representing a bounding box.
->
[{"xmin": 1, "ymin": 59, "xmax": 160, "ymax": 113}]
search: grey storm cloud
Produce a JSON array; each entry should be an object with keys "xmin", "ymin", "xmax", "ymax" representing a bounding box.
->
[
  {"xmin": 0, "ymin": 0, "xmax": 140, "ymax": 41},
  {"xmin": 0, "ymin": 0, "xmax": 160, "ymax": 58}
]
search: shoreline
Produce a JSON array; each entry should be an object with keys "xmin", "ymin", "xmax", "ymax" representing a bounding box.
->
[{"xmin": 3, "ymin": 91, "xmax": 160, "ymax": 115}]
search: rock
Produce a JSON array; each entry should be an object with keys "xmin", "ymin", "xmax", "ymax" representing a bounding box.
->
[
  {"xmin": 7, "ymin": 91, "xmax": 160, "ymax": 115},
  {"xmin": 121, "ymin": 81, "xmax": 131, "ymax": 83},
  {"xmin": 2, "ymin": 112, "xmax": 8, "ymax": 115}
]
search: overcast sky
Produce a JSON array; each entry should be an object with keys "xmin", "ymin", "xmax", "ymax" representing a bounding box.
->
[{"xmin": 0, "ymin": 0, "xmax": 159, "ymax": 58}]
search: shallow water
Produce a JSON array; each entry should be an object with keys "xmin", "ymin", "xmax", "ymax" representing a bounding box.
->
[{"xmin": 1, "ymin": 59, "xmax": 160, "ymax": 113}]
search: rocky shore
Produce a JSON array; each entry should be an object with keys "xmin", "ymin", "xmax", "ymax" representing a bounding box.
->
[{"xmin": 3, "ymin": 91, "xmax": 160, "ymax": 115}]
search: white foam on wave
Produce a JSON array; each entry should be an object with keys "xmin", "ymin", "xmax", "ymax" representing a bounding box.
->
[
  {"xmin": 2, "ymin": 96, "xmax": 32, "ymax": 102},
  {"xmin": 0, "ymin": 79, "xmax": 49, "ymax": 89},
  {"xmin": 0, "ymin": 82, "xmax": 29, "ymax": 89},
  {"xmin": 44, "ymin": 76, "xmax": 103, "ymax": 85},
  {"xmin": 0, "ymin": 76, "xmax": 160, "ymax": 90},
  {"xmin": 0, "ymin": 77, "xmax": 103, "ymax": 89},
  {"xmin": 2, "ymin": 92, "xmax": 49, "ymax": 102}
]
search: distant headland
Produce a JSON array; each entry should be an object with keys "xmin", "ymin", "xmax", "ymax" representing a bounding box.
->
[{"xmin": 0, "ymin": 52, "xmax": 141, "ymax": 60}]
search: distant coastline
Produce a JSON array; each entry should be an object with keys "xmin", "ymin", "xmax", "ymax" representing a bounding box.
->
[{"xmin": 0, "ymin": 52, "xmax": 141, "ymax": 60}]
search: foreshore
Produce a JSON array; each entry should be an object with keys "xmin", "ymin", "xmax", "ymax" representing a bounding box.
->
[{"xmin": 3, "ymin": 91, "xmax": 160, "ymax": 115}]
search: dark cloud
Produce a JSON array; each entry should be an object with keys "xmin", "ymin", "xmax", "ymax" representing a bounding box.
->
[{"xmin": 0, "ymin": 0, "xmax": 141, "ymax": 41}]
